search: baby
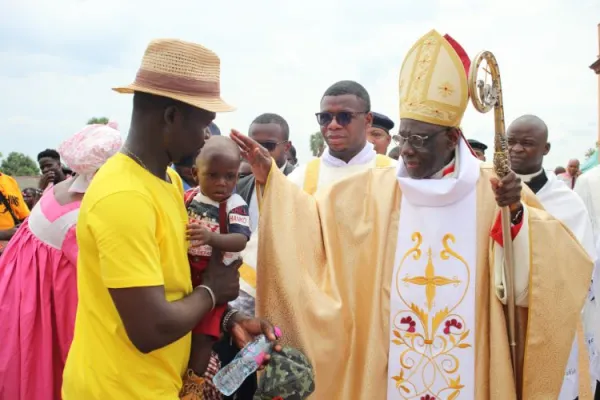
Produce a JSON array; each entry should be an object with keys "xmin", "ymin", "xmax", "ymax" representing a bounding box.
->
[{"xmin": 183, "ymin": 136, "xmax": 251, "ymax": 390}]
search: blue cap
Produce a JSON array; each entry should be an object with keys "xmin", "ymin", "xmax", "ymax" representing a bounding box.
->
[
  {"xmin": 467, "ymin": 139, "xmax": 487, "ymax": 152},
  {"xmin": 371, "ymin": 112, "xmax": 394, "ymax": 133}
]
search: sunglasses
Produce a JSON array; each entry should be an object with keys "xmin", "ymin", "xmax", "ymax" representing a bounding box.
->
[
  {"xmin": 394, "ymin": 128, "xmax": 449, "ymax": 149},
  {"xmin": 257, "ymin": 141, "xmax": 287, "ymax": 152},
  {"xmin": 315, "ymin": 111, "xmax": 366, "ymax": 127}
]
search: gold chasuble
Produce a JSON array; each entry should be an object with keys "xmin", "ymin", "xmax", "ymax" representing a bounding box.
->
[{"xmin": 254, "ymin": 30, "xmax": 593, "ymax": 400}]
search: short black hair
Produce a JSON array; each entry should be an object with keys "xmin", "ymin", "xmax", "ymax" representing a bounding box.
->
[
  {"xmin": 251, "ymin": 113, "xmax": 290, "ymax": 141},
  {"xmin": 37, "ymin": 149, "xmax": 60, "ymax": 162},
  {"xmin": 322, "ymin": 80, "xmax": 371, "ymax": 112}
]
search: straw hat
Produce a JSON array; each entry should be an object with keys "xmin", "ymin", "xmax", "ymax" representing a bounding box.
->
[{"xmin": 113, "ymin": 39, "xmax": 235, "ymax": 113}]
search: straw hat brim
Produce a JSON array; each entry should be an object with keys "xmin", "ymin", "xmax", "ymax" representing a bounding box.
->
[{"xmin": 112, "ymin": 84, "xmax": 236, "ymax": 113}]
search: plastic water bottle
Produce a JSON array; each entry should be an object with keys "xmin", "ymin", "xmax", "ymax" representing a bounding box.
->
[{"xmin": 213, "ymin": 335, "xmax": 274, "ymax": 396}]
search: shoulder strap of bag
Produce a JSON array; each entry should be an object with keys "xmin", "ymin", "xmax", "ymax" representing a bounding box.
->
[
  {"xmin": 375, "ymin": 154, "xmax": 393, "ymax": 167},
  {"xmin": 0, "ymin": 190, "xmax": 20, "ymax": 226},
  {"xmin": 303, "ymin": 158, "xmax": 321, "ymax": 195}
]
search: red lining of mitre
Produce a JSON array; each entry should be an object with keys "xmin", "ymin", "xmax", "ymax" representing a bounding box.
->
[
  {"xmin": 443, "ymin": 33, "xmax": 477, "ymax": 157},
  {"xmin": 443, "ymin": 34, "xmax": 471, "ymax": 77}
]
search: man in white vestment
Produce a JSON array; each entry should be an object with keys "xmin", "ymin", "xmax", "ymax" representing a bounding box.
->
[
  {"xmin": 287, "ymin": 80, "xmax": 396, "ymax": 195},
  {"xmin": 253, "ymin": 94, "xmax": 393, "ymax": 349},
  {"xmin": 240, "ymin": 81, "xmax": 397, "ymax": 307},
  {"xmin": 507, "ymin": 114, "xmax": 599, "ymax": 399},
  {"xmin": 559, "ymin": 159, "xmax": 582, "ymax": 189},
  {"xmin": 576, "ymin": 165, "xmax": 600, "ymax": 239},
  {"xmin": 231, "ymin": 30, "xmax": 594, "ymax": 399}
]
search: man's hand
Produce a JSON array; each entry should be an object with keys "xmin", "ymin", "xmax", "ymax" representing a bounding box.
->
[
  {"xmin": 201, "ymin": 250, "xmax": 241, "ymax": 305},
  {"xmin": 39, "ymin": 172, "xmax": 55, "ymax": 190},
  {"xmin": 228, "ymin": 315, "xmax": 283, "ymax": 367},
  {"xmin": 490, "ymin": 172, "xmax": 522, "ymax": 208},
  {"xmin": 230, "ymin": 129, "xmax": 272, "ymax": 184},
  {"xmin": 186, "ymin": 222, "xmax": 213, "ymax": 246}
]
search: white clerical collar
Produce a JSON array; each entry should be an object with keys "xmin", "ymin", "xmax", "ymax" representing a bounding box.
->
[
  {"xmin": 516, "ymin": 168, "xmax": 544, "ymax": 183},
  {"xmin": 396, "ymin": 138, "xmax": 480, "ymax": 207},
  {"xmin": 321, "ymin": 142, "xmax": 376, "ymax": 167}
]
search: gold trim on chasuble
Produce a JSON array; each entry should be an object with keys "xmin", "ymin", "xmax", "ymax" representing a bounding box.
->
[
  {"xmin": 398, "ymin": 30, "xmax": 468, "ymax": 128},
  {"xmin": 302, "ymin": 154, "xmax": 393, "ymax": 195},
  {"xmin": 390, "ymin": 232, "xmax": 473, "ymax": 399}
]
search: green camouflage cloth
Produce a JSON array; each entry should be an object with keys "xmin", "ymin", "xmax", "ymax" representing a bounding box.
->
[{"xmin": 253, "ymin": 346, "xmax": 315, "ymax": 400}]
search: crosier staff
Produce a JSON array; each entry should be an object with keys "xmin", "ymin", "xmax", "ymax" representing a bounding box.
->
[{"xmin": 468, "ymin": 51, "xmax": 521, "ymax": 396}]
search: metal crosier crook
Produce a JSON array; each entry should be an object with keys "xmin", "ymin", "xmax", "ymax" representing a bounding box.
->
[{"xmin": 468, "ymin": 50, "xmax": 520, "ymax": 396}]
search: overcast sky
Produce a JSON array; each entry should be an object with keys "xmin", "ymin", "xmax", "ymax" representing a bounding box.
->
[{"xmin": 1, "ymin": 0, "xmax": 599, "ymax": 170}]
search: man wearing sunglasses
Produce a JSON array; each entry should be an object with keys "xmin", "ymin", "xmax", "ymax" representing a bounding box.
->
[
  {"xmin": 287, "ymin": 80, "xmax": 395, "ymax": 195},
  {"xmin": 231, "ymin": 30, "xmax": 592, "ymax": 399}
]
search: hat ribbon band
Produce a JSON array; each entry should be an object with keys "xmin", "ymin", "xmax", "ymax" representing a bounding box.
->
[{"xmin": 134, "ymin": 69, "xmax": 220, "ymax": 96}]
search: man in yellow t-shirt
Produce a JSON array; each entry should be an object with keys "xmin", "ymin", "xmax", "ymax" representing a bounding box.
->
[
  {"xmin": 63, "ymin": 39, "xmax": 279, "ymax": 399},
  {"xmin": 0, "ymin": 172, "xmax": 30, "ymax": 246}
]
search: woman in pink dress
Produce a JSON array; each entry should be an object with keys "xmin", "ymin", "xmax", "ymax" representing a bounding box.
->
[{"xmin": 0, "ymin": 122, "xmax": 122, "ymax": 400}]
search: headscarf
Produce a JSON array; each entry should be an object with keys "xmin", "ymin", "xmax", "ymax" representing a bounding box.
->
[{"xmin": 58, "ymin": 121, "xmax": 123, "ymax": 193}]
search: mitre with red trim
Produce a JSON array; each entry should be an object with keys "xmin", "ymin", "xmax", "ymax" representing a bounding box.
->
[{"xmin": 398, "ymin": 30, "xmax": 471, "ymax": 128}]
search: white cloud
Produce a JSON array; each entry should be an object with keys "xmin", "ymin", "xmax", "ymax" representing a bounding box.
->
[{"xmin": 1, "ymin": 0, "xmax": 599, "ymax": 170}]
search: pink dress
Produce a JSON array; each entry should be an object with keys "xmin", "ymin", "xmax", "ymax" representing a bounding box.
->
[{"xmin": 0, "ymin": 190, "xmax": 80, "ymax": 400}]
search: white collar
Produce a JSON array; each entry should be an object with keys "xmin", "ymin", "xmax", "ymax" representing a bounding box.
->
[
  {"xmin": 396, "ymin": 138, "xmax": 480, "ymax": 207},
  {"xmin": 279, "ymin": 161, "xmax": 288, "ymax": 172},
  {"xmin": 321, "ymin": 142, "xmax": 376, "ymax": 167},
  {"xmin": 516, "ymin": 168, "xmax": 544, "ymax": 183}
]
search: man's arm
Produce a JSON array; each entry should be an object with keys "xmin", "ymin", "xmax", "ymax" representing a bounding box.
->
[
  {"xmin": 0, "ymin": 228, "xmax": 17, "ymax": 241},
  {"xmin": 109, "ymin": 286, "xmax": 216, "ymax": 353},
  {"xmin": 90, "ymin": 191, "xmax": 238, "ymax": 354}
]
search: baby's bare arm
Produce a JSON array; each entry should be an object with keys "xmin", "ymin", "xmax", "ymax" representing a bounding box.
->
[{"xmin": 209, "ymin": 232, "xmax": 248, "ymax": 253}]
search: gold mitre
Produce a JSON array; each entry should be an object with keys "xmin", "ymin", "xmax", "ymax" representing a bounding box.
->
[{"xmin": 398, "ymin": 30, "xmax": 470, "ymax": 128}]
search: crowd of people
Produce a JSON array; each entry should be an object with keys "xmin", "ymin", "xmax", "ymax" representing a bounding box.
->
[{"xmin": 0, "ymin": 29, "xmax": 600, "ymax": 400}]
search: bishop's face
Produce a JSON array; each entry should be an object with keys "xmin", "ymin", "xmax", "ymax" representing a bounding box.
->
[{"xmin": 397, "ymin": 119, "xmax": 459, "ymax": 179}]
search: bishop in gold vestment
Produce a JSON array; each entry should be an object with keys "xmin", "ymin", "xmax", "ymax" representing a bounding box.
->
[{"xmin": 247, "ymin": 30, "xmax": 593, "ymax": 400}]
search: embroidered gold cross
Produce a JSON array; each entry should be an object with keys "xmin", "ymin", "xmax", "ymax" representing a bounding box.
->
[{"xmin": 403, "ymin": 248, "xmax": 460, "ymax": 310}]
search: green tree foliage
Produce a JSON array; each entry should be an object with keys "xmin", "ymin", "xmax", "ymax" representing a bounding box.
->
[
  {"xmin": 87, "ymin": 116, "xmax": 109, "ymax": 124},
  {"xmin": 310, "ymin": 132, "xmax": 325, "ymax": 157},
  {"xmin": 584, "ymin": 147, "xmax": 596, "ymax": 160},
  {"xmin": 0, "ymin": 152, "xmax": 39, "ymax": 176}
]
